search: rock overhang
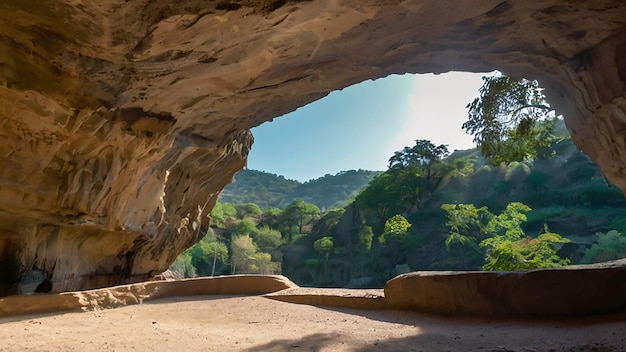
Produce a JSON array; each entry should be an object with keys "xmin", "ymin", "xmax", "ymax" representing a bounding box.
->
[{"xmin": 0, "ymin": 0, "xmax": 625, "ymax": 294}]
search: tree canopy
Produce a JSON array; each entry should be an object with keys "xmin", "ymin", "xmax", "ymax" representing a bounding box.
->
[
  {"xmin": 463, "ymin": 74, "xmax": 557, "ymax": 165},
  {"xmin": 442, "ymin": 202, "xmax": 570, "ymax": 271}
]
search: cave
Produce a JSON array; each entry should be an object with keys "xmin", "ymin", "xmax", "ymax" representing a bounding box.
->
[{"xmin": 0, "ymin": 1, "xmax": 625, "ymax": 297}]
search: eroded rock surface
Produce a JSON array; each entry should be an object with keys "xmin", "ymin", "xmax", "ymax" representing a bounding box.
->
[
  {"xmin": 384, "ymin": 259, "xmax": 626, "ymax": 317},
  {"xmin": 1, "ymin": 0, "xmax": 625, "ymax": 293}
]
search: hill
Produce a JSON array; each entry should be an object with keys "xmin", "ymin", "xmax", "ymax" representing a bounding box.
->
[{"xmin": 219, "ymin": 169, "xmax": 380, "ymax": 210}]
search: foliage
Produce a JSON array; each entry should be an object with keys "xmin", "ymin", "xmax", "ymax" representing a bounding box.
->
[
  {"xmin": 443, "ymin": 202, "xmax": 570, "ymax": 271},
  {"xmin": 209, "ymin": 202, "xmax": 227, "ymax": 229},
  {"xmin": 173, "ymin": 119, "xmax": 626, "ymax": 287},
  {"xmin": 235, "ymin": 203, "xmax": 262, "ymax": 219},
  {"xmin": 463, "ymin": 74, "xmax": 557, "ymax": 165},
  {"xmin": 169, "ymin": 251, "xmax": 196, "ymax": 278},
  {"xmin": 281, "ymin": 198, "xmax": 321, "ymax": 236},
  {"xmin": 379, "ymin": 214, "xmax": 411, "ymax": 245},
  {"xmin": 358, "ymin": 226, "xmax": 373, "ymax": 252},
  {"xmin": 220, "ymin": 169, "xmax": 379, "ymax": 210},
  {"xmin": 288, "ymin": 170, "xmax": 381, "ymax": 210},
  {"xmin": 219, "ymin": 170, "xmax": 299, "ymax": 209},
  {"xmin": 313, "ymin": 237, "xmax": 334, "ymax": 258},
  {"xmin": 251, "ymin": 226, "xmax": 282, "ymax": 254},
  {"xmin": 442, "ymin": 204, "xmax": 492, "ymax": 265},
  {"xmin": 357, "ymin": 140, "xmax": 452, "ymax": 234},
  {"xmin": 230, "ymin": 235, "xmax": 257, "ymax": 274},
  {"xmin": 388, "ymin": 140, "xmax": 450, "ymax": 176},
  {"xmin": 482, "ymin": 231, "xmax": 570, "ymax": 271},
  {"xmin": 581, "ymin": 230, "xmax": 626, "ymax": 264},
  {"xmin": 252, "ymin": 252, "xmax": 277, "ymax": 274},
  {"xmin": 188, "ymin": 234, "xmax": 229, "ymax": 277},
  {"xmin": 234, "ymin": 219, "xmax": 257, "ymax": 236}
]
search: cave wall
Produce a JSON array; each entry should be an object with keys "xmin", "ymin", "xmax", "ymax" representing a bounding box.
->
[{"xmin": 0, "ymin": 0, "xmax": 625, "ymax": 293}]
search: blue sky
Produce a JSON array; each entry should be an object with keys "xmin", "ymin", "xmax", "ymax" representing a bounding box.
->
[{"xmin": 247, "ymin": 72, "xmax": 489, "ymax": 182}]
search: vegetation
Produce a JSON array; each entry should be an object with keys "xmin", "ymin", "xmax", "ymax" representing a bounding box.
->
[
  {"xmin": 220, "ymin": 169, "xmax": 380, "ymax": 210},
  {"xmin": 171, "ymin": 74, "xmax": 626, "ymax": 288},
  {"xmin": 463, "ymin": 74, "xmax": 558, "ymax": 165},
  {"xmin": 442, "ymin": 202, "xmax": 570, "ymax": 270}
]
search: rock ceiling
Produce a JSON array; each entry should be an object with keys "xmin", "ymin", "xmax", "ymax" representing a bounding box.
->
[{"xmin": 0, "ymin": 0, "xmax": 625, "ymax": 293}]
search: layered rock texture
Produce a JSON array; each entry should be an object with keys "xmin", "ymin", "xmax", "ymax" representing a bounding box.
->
[{"xmin": 1, "ymin": 0, "xmax": 625, "ymax": 294}]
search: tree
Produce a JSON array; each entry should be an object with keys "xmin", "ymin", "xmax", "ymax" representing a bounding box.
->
[
  {"xmin": 251, "ymin": 226, "xmax": 282, "ymax": 254},
  {"xmin": 463, "ymin": 74, "xmax": 557, "ymax": 165},
  {"xmin": 235, "ymin": 203, "xmax": 263, "ymax": 219},
  {"xmin": 313, "ymin": 236, "xmax": 334, "ymax": 280},
  {"xmin": 259, "ymin": 207, "xmax": 283, "ymax": 229},
  {"xmin": 188, "ymin": 234, "xmax": 229, "ymax": 276},
  {"xmin": 357, "ymin": 141, "xmax": 450, "ymax": 232},
  {"xmin": 379, "ymin": 214, "xmax": 411, "ymax": 246},
  {"xmin": 482, "ymin": 231, "xmax": 570, "ymax": 271},
  {"xmin": 388, "ymin": 139, "xmax": 449, "ymax": 180},
  {"xmin": 442, "ymin": 204, "xmax": 493, "ymax": 266},
  {"xmin": 234, "ymin": 219, "xmax": 257, "ymax": 236},
  {"xmin": 282, "ymin": 198, "xmax": 321, "ymax": 237},
  {"xmin": 252, "ymin": 252, "xmax": 275, "ymax": 274},
  {"xmin": 231, "ymin": 235, "xmax": 257, "ymax": 274},
  {"xmin": 442, "ymin": 202, "xmax": 570, "ymax": 271},
  {"xmin": 209, "ymin": 202, "xmax": 227, "ymax": 229}
]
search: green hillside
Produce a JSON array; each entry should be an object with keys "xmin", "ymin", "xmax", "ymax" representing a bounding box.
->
[
  {"xmin": 175, "ymin": 126, "xmax": 626, "ymax": 288},
  {"xmin": 219, "ymin": 169, "xmax": 380, "ymax": 210},
  {"xmin": 218, "ymin": 170, "xmax": 300, "ymax": 209}
]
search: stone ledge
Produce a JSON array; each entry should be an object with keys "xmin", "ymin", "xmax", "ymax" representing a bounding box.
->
[
  {"xmin": 384, "ymin": 259, "xmax": 626, "ymax": 318},
  {"xmin": 0, "ymin": 274, "xmax": 297, "ymax": 317},
  {"xmin": 265, "ymin": 287, "xmax": 387, "ymax": 310}
]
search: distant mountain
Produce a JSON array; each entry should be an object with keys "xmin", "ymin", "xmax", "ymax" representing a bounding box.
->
[
  {"xmin": 219, "ymin": 169, "xmax": 381, "ymax": 210},
  {"xmin": 218, "ymin": 170, "xmax": 300, "ymax": 209},
  {"xmin": 288, "ymin": 170, "xmax": 381, "ymax": 210}
]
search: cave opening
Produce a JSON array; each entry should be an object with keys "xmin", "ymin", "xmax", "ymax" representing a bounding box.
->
[{"xmin": 188, "ymin": 72, "xmax": 626, "ymax": 289}]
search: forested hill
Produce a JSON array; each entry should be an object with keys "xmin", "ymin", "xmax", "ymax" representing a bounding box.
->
[{"xmin": 219, "ymin": 169, "xmax": 381, "ymax": 210}]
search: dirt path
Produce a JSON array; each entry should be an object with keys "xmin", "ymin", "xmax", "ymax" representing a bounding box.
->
[{"xmin": 1, "ymin": 295, "xmax": 624, "ymax": 351}]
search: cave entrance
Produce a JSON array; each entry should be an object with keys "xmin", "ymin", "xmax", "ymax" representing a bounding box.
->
[{"xmin": 174, "ymin": 72, "xmax": 626, "ymax": 288}]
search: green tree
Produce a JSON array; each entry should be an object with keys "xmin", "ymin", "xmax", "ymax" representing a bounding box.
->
[
  {"xmin": 442, "ymin": 202, "xmax": 570, "ymax": 271},
  {"xmin": 442, "ymin": 204, "xmax": 493, "ymax": 266},
  {"xmin": 231, "ymin": 235, "xmax": 257, "ymax": 274},
  {"xmin": 209, "ymin": 202, "xmax": 227, "ymax": 229},
  {"xmin": 252, "ymin": 252, "xmax": 275, "ymax": 274},
  {"xmin": 234, "ymin": 219, "xmax": 257, "ymax": 236},
  {"xmin": 235, "ymin": 203, "xmax": 263, "ymax": 219},
  {"xmin": 463, "ymin": 74, "xmax": 557, "ymax": 165},
  {"xmin": 222, "ymin": 203, "xmax": 237, "ymax": 218},
  {"xmin": 188, "ymin": 234, "xmax": 229, "ymax": 276},
  {"xmin": 482, "ymin": 231, "xmax": 570, "ymax": 271},
  {"xmin": 388, "ymin": 139, "xmax": 450, "ymax": 180},
  {"xmin": 379, "ymin": 214, "xmax": 411, "ymax": 246},
  {"xmin": 313, "ymin": 236, "xmax": 334, "ymax": 280},
  {"xmin": 251, "ymin": 226, "xmax": 282, "ymax": 254},
  {"xmin": 282, "ymin": 198, "xmax": 321, "ymax": 237},
  {"xmin": 259, "ymin": 207, "xmax": 283, "ymax": 229}
]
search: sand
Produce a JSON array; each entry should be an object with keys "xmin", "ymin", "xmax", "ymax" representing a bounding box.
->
[{"xmin": 1, "ymin": 294, "xmax": 624, "ymax": 352}]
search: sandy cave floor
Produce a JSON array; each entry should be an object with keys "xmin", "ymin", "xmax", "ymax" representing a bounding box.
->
[{"xmin": 0, "ymin": 295, "xmax": 625, "ymax": 352}]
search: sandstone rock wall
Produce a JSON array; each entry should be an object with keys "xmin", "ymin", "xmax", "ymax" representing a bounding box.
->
[{"xmin": 1, "ymin": 0, "xmax": 625, "ymax": 293}]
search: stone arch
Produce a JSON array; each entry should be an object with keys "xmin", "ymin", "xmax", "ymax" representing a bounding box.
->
[{"xmin": 0, "ymin": 1, "xmax": 625, "ymax": 292}]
